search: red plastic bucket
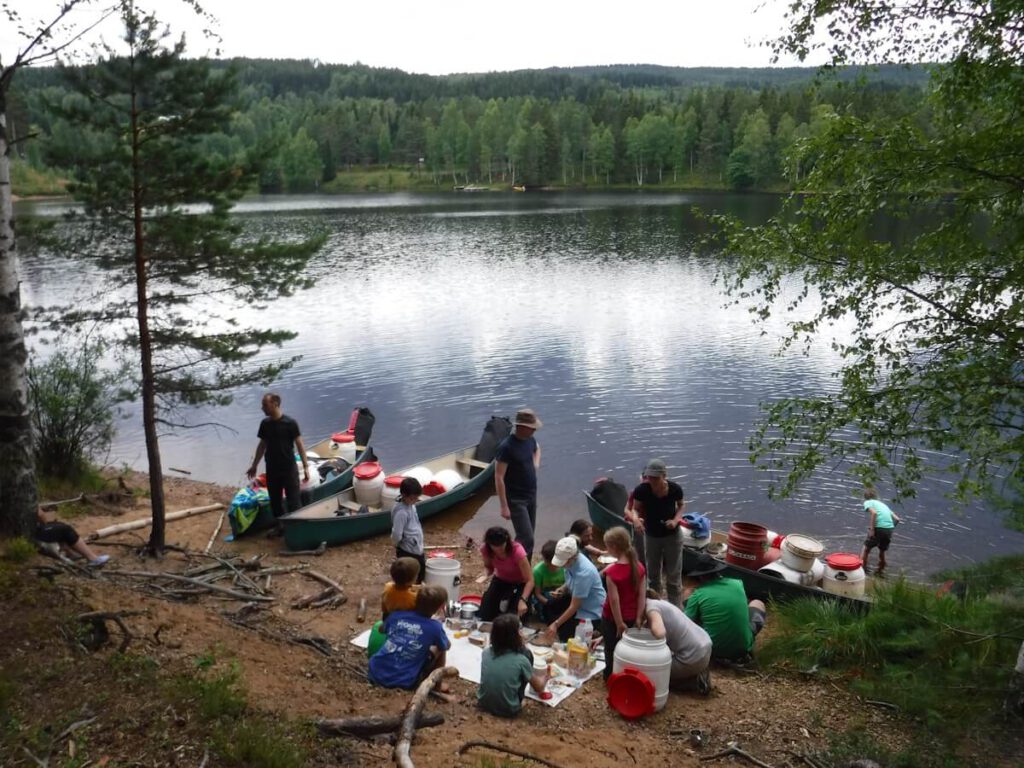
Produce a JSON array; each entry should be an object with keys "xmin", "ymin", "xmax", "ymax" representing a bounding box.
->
[
  {"xmin": 726, "ymin": 522, "xmax": 769, "ymax": 570},
  {"xmin": 422, "ymin": 480, "xmax": 447, "ymax": 497},
  {"xmin": 607, "ymin": 668, "xmax": 656, "ymax": 720}
]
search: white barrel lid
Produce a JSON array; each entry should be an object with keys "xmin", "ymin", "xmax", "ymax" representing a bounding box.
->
[{"xmin": 783, "ymin": 534, "xmax": 824, "ymax": 558}]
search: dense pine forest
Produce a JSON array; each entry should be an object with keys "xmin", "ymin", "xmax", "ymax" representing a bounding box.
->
[{"xmin": 10, "ymin": 60, "xmax": 930, "ymax": 193}]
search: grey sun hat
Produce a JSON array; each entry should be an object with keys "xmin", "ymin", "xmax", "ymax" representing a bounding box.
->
[
  {"xmin": 513, "ymin": 408, "xmax": 543, "ymax": 430},
  {"xmin": 643, "ymin": 458, "xmax": 668, "ymax": 478}
]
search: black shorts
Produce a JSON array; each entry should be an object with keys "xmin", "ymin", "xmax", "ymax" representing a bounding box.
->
[
  {"xmin": 35, "ymin": 522, "xmax": 79, "ymax": 546},
  {"xmin": 864, "ymin": 528, "xmax": 893, "ymax": 552}
]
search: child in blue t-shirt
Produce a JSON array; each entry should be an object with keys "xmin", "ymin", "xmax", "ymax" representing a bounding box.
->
[{"xmin": 368, "ymin": 585, "xmax": 450, "ymax": 690}]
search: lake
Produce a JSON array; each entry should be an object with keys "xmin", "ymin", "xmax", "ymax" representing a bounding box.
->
[{"xmin": 17, "ymin": 191, "xmax": 1024, "ymax": 576}]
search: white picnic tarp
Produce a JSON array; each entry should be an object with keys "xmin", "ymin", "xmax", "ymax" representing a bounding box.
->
[{"xmin": 350, "ymin": 627, "xmax": 604, "ymax": 707}]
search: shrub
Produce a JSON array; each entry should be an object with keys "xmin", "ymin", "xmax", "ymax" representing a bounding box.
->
[
  {"xmin": 2, "ymin": 538, "xmax": 37, "ymax": 563},
  {"xmin": 27, "ymin": 337, "xmax": 132, "ymax": 478},
  {"xmin": 214, "ymin": 720, "xmax": 307, "ymax": 768}
]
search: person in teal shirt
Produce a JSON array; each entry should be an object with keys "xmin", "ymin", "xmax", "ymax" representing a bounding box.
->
[
  {"xmin": 531, "ymin": 539, "xmax": 567, "ymax": 623},
  {"xmin": 541, "ymin": 536, "xmax": 607, "ymax": 643},
  {"xmin": 684, "ymin": 553, "xmax": 766, "ymax": 662},
  {"xmin": 478, "ymin": 615, "xmax": 550, "ymax": 716},
  {"xmin": 860, "ymin": 486, "xmax": 902, "ymax": 576}
]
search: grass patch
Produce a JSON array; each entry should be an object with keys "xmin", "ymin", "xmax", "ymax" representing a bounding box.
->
[
  {"xmin": 38, "ymin": 465, "xmax": 110, "ymax": 503},
  {"xmin": 761, "ymin": 574, "xmax": 1024, "ymax": 732},
  {"xmin": 2, "ymin": 538, "xmax": 36, "ymax": 563},
  {"xmin": 168, "ymin": 660, "xmax": 246, "ymax": 720},
  {"xmin": 936, "ymin": 554, "xmax": 1024, "ymax": 600},
  {"xmin": 213, "ymin": 719, "xmax": 309, "ymax": 768},
  {"xmin": 10, "ymin": 161, "xmax": 67, "ymax": 197}
]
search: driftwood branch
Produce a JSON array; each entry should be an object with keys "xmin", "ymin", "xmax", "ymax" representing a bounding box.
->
[
  {"xmin": 39, "ymin": 493, "xmax": 86, "ymax": 509},
  {"xmin": 394, "ymin": 666, "xmax": 457, "ymax": 768},
  {"xmin": 77, "ymin": 611, "xmax": 143, "ymax": 653},
  {"xmin": 701, "ymin": 741, "xmax": 775, "ymax": 768},
  {"xmin": 279, "ymin": 541, "xmax": 327, "ymax": 557},
  {"xmin": 457, "ymin": 741, "xmax": 567, "ymax": 768},
  {"xmin": 304, "ymin": 570, "xmax": 344, "ymax": 593},
  {"xmin": 106, "ymin": 570, "xmax": 274, "ymax": 602},
  {"xmin": 204, "ymin": 512, "xmax": 226, "ymax": 554},
  {"xmin": 88, "ymin": 504, "xmax": 223, "ymax": 541},
  {"xmin": 318, "ymin": 712, "xmax": 444, "ymax": 739}
]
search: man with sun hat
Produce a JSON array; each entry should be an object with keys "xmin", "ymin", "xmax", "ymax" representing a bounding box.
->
[{"xmin": 495, "ymin": 408, "xmax": 542, "ymax": 561}]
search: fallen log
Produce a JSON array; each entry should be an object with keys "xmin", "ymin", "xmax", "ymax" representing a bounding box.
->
[
  {"xmin": 254, "ymin": 564, "xmax": 310, "ymax": 576},
  {"xmin": 318, "ymin": 712, "xmax": 444, "ymax": 739},
  {"xmin": 88, "ymin": 504, "xmax": 223, "ymax": 541},
  {"xmin": 293, "ymin": 586, "xmax": 337, "ymax": 609},
  {"xmin": 278, "ymin": 541, "xmax": 327, "ymax": 557},
  {"xmin": 304, "ymin": 569, "xmax": 344, "ymax": 593},
  {"xmin": 106, "ymin": 570, "xmax": 274, "ymax": 602},
  {"xmin": 457, "ymin": 741, "xmax": 566, "ymax": 768},
  {"xmin": 394, "ymin": 666, "xmax": 457, "ymax": 768}
]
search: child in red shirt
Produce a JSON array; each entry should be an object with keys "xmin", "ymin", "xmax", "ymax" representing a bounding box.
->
[{"xmin": 601, "ymin": 526, "xmax": 647, "ymax": 680}]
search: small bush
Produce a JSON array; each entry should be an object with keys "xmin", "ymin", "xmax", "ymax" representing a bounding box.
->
[
  {"xmin": 169, "ymin": 662, "xmax": 246, "ymax": 720},
  {"xmin": 214, "ymin": 719, "xmax": 307, "ymax": 768},
  {"xmin": 2, "ymin": 538, "xmax": 37, "ymax": 563}
]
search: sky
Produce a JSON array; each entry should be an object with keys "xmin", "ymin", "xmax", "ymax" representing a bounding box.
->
[{"xmin": 4, "ymin": 0, "xmax": 817, "ymax": 75}]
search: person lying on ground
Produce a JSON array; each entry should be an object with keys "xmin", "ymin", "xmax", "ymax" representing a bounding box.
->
[
  {"xmin": 368, "ymin": 585, "xmax": 450, "ymax": 691},
  {"xmin": 35, "ymin": 507, "xmax": 110, "ymax": 566}
]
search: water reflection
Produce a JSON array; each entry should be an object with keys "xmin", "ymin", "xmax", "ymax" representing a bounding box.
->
[{"xmin": 16, "ymin": 192, "xmax": 1024, "ymax": 576}]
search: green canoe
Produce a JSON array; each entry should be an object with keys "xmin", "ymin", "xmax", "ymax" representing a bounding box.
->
[
  {"xmin": 282, "ymin": 445, "xmax": 495, "ymax": 550},
  {"xmin": 585, "ymin": 491, "xmax": 871, "ymax": 611}
]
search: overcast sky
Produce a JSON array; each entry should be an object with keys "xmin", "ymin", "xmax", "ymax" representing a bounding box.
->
[{"xmin": 5, "ymin": 0, "xmax": 819, "ymax": 74}]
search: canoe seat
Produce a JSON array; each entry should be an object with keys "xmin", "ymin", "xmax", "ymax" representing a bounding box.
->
[
  {"xmin": 336, "ymin": 499, "xmax": 363, "ymax": 513},
  {"xmin": 456, "ymin": 457, "xmax": 490, "ymax": 470}
]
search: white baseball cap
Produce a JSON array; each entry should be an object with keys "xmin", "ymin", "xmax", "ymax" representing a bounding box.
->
[{"xmin": 551, "ymin": 536, "xmax": 579, "ymax": 567}]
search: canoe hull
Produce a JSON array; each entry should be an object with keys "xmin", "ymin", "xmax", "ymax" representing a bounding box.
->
[
  {"xmin": 282, "ymin": 446, "xmax": 494, "ymax": 550},
  {"xmin": 585, "ymin": 491, "xmax": 870, "ymax": 611}
]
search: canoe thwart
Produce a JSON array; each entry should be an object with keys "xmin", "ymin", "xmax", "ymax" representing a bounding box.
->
[
  {"xmin": 456, "ymin": 457, "xmax": 490, "ymax": 470},
  {"xmin": 336, "ymin": 499, "xmax": 364, "ymax": 513}
]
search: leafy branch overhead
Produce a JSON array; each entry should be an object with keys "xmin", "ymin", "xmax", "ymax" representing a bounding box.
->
[{"xmin": 715, "ymin": 0, "xmax": 1024, "ymax": 524}]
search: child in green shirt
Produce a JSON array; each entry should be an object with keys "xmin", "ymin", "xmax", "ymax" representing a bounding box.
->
[{"xmin": 531, "ymin": 539, "xmax": 567, "ymax": 623}]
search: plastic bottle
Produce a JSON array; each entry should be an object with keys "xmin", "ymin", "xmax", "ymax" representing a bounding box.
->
[{"xmin": 574, "ymin": 619, "xmax": 593, "ymax": 647}]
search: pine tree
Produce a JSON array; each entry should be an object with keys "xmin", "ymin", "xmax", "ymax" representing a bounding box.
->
[{"xmin": 43, "ymin": 3, "xmax": 324, "ymax": 554}]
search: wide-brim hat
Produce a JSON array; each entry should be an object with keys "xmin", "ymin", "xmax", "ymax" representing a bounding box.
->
[
  {"xmin": 551, "ymin": 536, "xmax": 578, "ymax": 567},
  {"xmin": 688, "ymin": 552, "xmax": 726, "ymax": 578},
  {"xmin": 513, "ymin": 408, "xmax": 543, "ymax": 430}
]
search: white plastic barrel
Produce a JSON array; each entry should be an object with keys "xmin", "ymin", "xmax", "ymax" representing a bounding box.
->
[
  {"xmin": 758, "ymin": 561, "xmax": 816, "ymax": 586},
  {"xmin": 381, "ymin": 475, "xmax": 404, "ymax": 512},
  {"xmin": 404, "ymin": 466, "xmax": 434, "ymax": 487},
  {"xmin": 424, "ymin": 557, "xmax": 461, "ymax": 603},
  {"xmin": 822, "ymin": 553, "xmax": 866, "ymax": 597},
  {"xmin": 432, "ymin": 468, "xmax": 465, "ymax": 493},
  {"xmin": 329, "ymin": 432, "xmax": 357, "ymax": 464},
  {"xmin": 781, "ymin": 534, "xmax": 824, "ymax": 573},
  {"xmin": 353, "ymin": 462, "xmax": 384, "ymax": 507},
  {"xmin": 613, "ymin": 628, "xmax": 673, "ymax": 712}
]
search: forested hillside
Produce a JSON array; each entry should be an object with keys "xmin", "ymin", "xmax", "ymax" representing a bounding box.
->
[{"xmin": 10, "ymin": 60, "xmax": 930, "ymax": 193}]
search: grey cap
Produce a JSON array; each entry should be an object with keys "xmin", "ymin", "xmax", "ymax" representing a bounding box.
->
[{"xmin": 643, "ymin": 458, "xmax": 668, "ymax": 478}]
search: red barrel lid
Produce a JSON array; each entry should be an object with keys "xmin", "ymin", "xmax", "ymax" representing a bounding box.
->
[
  {"xmin": 384, "ymin": 474, "xmax": 406, "ymax": 487},
  {"xmin": 607, "ymin": 668, "xmax": 656, "ymax": 720},
  {"xmin": 353, "ymin": 462, "xmax": 382, "ymax": 479},
  {"xmin": 825, "ymin": 553, "xmax": 863, "ymax": 571},
  {"xmin": 422, "ymin": 480, "xmax": 446, "ymax": 497},
  {"xmin": 331, "ymin": 432, "xmax": 355, "ymax": 444}
]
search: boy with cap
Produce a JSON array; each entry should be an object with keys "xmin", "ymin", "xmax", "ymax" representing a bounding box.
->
[
  {"xmin": 495, "ymin": 408, "xmax": 542, "ymax": 560},
  {"xmin": 541, "ymin": 536, "xmax": 607, "ymax": 643}
]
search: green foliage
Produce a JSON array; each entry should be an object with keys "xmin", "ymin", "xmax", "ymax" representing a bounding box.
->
[
  {"xmin": 713, "ymin": 1, "xmax": 1024, "ymax": 518},
  {"xmin": 936, "ymin": 554, "xmax": 1024, "ymax": 602},
  {"xmin": 8, "ymin": 159, "xmax": 65, "ymax": 196},
  {"xmin": 760, "ymin": 578, "xmax": 1024, "ymax": 731},
  {"xmin": 213, "ymin": 720, "xmax": 308, "ymax": 768},
  {"xmin": 37, "ymin": 464, "xmax": 108, "ymax": 505},
  {"xmin": 2, "ymin": 538, "xmax": 36, "ymax": 563},
  {"xmin": 27, "ymin": 337, "xmax": 129, "ymax": 479},
  {"xmin": 169, "ymin": 661, "xmax": 246, "ymax": 720},
  {"xmin": 816, "ymin": 727, "xmax": 968, "ymax": 768}
]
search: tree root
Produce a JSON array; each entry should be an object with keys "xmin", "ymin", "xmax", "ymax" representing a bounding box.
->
[{"xmin": 457, "ymin": 740, "xmax": 568, "ymax": 768}]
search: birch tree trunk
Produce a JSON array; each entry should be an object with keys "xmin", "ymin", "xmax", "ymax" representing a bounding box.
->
[{"xmin": 0, "ymin": 93, "xmax": 38, "ymax": 537}]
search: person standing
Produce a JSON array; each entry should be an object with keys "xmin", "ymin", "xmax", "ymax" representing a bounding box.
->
[
  {"xmin": 391, "ymin": 477, "xmax": 426, "ymax": 581},
  {"xmin": 860, "ymin": 486, "xmax": 901, "ymax": 576},
  {"xmin": 495, "ymin": 408, "xmax": 542, "ymax": 560},
  {"xmin": 626, "ymin": 458, "xmax": 685, "ymax": 606},
  {"xmin": 246, "ymin": 393, "xmax": 308, "ymax": 527}
]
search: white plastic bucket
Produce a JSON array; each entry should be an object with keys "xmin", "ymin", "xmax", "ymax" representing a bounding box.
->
[
  {"xmin": 404, "ymin": 466, "xmax": 434, "ymax": 487},
  {"xmin": 424, "ymin": 557, "xmax": 461, "ymax": 603},
  {"xmin": 758, "ymin": 561, "xmax": 816, "ymax": 586},
  {"xmin": 381, "ymin": 475, "xmax": 404, "ymax": 512},
  {"xmin": 329, "ymin": 432, "xmax": 357, "ymax": 464},
  {"xmin": 822, "ymin": 553, "xmax": 866, "ymax": 597},
  {"xmin": 432, "ymin": 468, "xmax": 465, "ymax": 493},
  {"xmin": 681, "ymin": 528, "xmax": 711, "ymax": 550},
  {"xmin": 781, "ymin": 534, "xmax": 824, "ymax": 573},
  {"xmin": 353, "ymin": 462, "xmax": 384, "ymax": 507},
  {"xmin": 613, "ymin": 628, "xmax": 673, "ymax": 712}
]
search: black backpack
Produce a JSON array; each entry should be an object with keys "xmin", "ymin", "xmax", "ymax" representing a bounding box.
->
[
  {"xmin": 474, "ymin": 415, "xmax": 513, "ymax": 463},
  {"xmin": 591, "ymin": 477, "xmax": 628, "ymax": 516}
]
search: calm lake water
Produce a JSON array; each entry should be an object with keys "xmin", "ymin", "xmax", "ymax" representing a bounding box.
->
[{"xmin": 17, "ymin": 191, "xmax": 1024, "ymax": 576}]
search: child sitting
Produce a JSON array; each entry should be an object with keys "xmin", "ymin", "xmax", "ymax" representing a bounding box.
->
[
  {"xmin": 391, "ymin": 477, "xmax": 425, "ymax": 582},
  {"xmin": 369, "ymin": 585, "xmax": 450, "ymax": 690},
  {"xmin": 569, "ymin": 519, "xmax": 607, "ymax": 560},
  {"xmin": 381, "ymin": 557, "xmax": 420, "ymax": 619},
  {"xmin": 478, "ymin": 614, "xmax": 550, "ymax": 717},
  {"xmin": 35, "ymin": 507, "xmax": 110, "ymax": 566},
  {"xmin": 531, "ymin": 540, "xmax": 568, "ymax": 623}
]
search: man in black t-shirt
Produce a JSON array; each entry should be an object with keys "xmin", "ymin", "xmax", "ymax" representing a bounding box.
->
[
  {"xmin": 495, "ymin": 408, "xmax": 542, "ymax": 560},
  {"xmin": 246, "ymin": 393, "xmax": 309, "ymax": 522}
]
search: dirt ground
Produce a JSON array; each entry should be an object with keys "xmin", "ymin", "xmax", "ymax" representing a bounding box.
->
[{"xmin": 1, "ymin": 472, "xmax": 1016, "ymax": 768}]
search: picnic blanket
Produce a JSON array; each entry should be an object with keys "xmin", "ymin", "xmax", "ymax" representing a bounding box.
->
[{"xmin": 350, "ymin": 627, "xmax": 604, "ymax": 708}]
